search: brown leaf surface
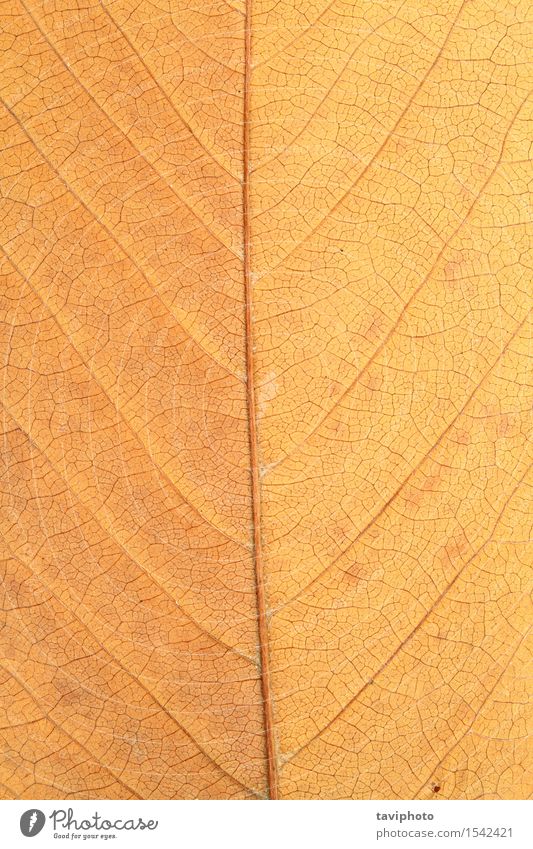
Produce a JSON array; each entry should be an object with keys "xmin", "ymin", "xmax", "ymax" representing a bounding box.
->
[{"xmin": 0, "ymin": 0, "xmax": 531, "ymax": 799}]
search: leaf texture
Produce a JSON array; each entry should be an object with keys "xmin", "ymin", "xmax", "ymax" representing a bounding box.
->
[{"xmin": 0, "ymin": 0, "xmax": 531, "ymax": 800}]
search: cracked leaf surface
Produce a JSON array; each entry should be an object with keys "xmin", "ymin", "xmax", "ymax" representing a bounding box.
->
[{"xmin": 0, "ymin": 0, "xmax": 531, "ymax": 799}]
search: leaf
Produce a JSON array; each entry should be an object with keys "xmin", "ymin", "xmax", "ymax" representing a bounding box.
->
[{"xmin": 0, "ymin": 0, "xmax": 531, "ymax": 800}]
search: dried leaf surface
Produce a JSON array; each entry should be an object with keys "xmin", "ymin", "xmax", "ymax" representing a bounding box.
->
[{"xmin": 0, "ymin": 0, "xmax": 531, "ymax": 799}]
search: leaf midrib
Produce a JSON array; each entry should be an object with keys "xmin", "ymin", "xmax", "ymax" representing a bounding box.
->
[{"xmin": 242, "ymin": 0, "xmax": 279, "ymax": 800}]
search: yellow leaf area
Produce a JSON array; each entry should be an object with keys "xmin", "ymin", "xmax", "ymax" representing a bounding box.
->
[{"xmin": 0, "ymin": 0, "xmax": 531, "ymax": 800}]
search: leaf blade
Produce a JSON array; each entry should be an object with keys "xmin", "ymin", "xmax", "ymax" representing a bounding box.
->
[{"xmin": 0, "ymin": 0, "xmax": 531, "ymax": 800}]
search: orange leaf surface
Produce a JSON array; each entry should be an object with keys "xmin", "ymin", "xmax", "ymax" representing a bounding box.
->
[{"xmin": 0, "ymin": 0, "xmax": 531, "ymax": 800}]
